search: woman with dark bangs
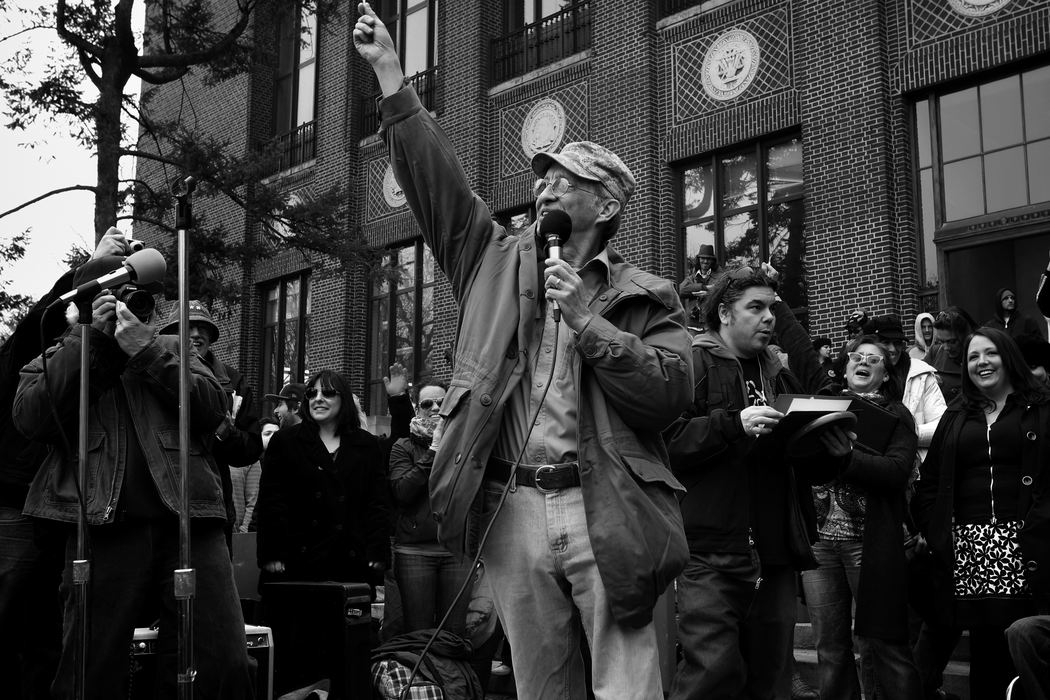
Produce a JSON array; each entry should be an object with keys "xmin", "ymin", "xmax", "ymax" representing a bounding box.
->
[
  {"xmin": 257, "ymin": 369, "xmax": 391, "ymax": 586},
  {"xmin": 913, "ymin": 328, "xmax": 1050, "ymax": 699}
]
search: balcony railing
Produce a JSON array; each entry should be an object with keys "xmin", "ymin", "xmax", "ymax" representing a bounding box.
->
[
  {"xmin": 490, "ymin": 1, "xmax": 591, "ymax": 85},
  {"xmin": 361, "ymin": 66, "xmax": 440, "ymax": 137},
  {"xmin": 659, "ymin": 0, "xmax": 702, "ymax": 16},
  {"xmin": 274, "ymin": 120, "xmax": 316, "ymax": 172}
]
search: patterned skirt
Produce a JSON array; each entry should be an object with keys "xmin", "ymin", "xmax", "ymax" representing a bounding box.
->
[{"xmin": 952, "ymin": 520, "xmax": 1034, "ymax": 627}]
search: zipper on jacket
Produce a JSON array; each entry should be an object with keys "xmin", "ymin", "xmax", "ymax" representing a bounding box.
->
[{"xmin": 987, "ymin": 424, "xmax": 996, "ymax": 525}]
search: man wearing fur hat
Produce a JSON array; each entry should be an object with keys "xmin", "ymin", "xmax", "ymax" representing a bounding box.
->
[
  {"xmin": 354, "ymin": 5, "xmax": 693, "ymax": 698},
  {"xmin": 159, "ymin": 300, "xmax": 263, "ymax": 545}
]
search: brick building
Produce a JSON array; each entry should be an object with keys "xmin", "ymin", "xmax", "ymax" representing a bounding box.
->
[{"xmin": 136, "ymin": 0, "xmax": 1050, "ymax": 422}]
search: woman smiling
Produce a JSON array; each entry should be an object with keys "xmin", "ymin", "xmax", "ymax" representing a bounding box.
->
[
  {"xmin": 256, "ymin": 369, "xmax": 390, "ymax": 588},
  {"xmin": 913, "ymin": 328, "xmax": 1050, "ymax": 698},
  {"xmin": 803, "ymin": 335, "xmax": 922, "ymax": 700}
]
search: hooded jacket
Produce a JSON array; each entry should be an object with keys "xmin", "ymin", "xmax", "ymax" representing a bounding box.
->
[
  {"xmin": 986, "ymin": 287, "xmax": 1044, "ymax": 340},
  {"xmin": 380, "ymin": 85, "xmax": 693, "ymax": 627},
  {"xmin": 664, "ymin": 317, "xmax": 843, "ymax": 567},
  {"xmin": 902, "ymin": 357, "xmax": 946, "ymax": 463},
  {"xmin": 909, "ymin": 312, "xmax": 935, "ymax": 360}
]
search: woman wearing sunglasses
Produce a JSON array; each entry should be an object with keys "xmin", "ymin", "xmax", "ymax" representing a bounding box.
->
[
  {"xmin": 913, "ymin": 328, "xmax": 1050, "ymax": 699},
  {"xmin": 388, "ymin": 383, "xmax": 474, "ymax": 637},
  {"xmin": 802, "ymin": 335, "xmax": 923, "ymax": 700},
  {"xmin": 256, "ymin": 369, "xmax": 391, "ymax": 588}
]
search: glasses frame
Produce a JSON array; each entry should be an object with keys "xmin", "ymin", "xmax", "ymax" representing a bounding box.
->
[
  {"xmin": 847, "ymin": 351, "xmax": 885, "ymax": 367},
  {"xmin": 418, "ymin": 398, "xmax": 443, "ymax": 410},
  {"xmin": 533, "ymin": 176, "xmax": 606, "ymax": 200},
  {"xmin": 305, "ymin": 388, "xmax": 340, "ymax": 400}
]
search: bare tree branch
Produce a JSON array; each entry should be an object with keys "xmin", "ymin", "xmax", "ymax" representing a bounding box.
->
[{"xmin": 0, "ymin": 185, "xmax": 97, "ymax": 220}]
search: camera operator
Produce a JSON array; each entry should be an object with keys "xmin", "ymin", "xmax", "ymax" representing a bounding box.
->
[
  {"xmin": 0, "ymin": 229, "xmax": 131, "ymax": 698},
  {"xmin": 12, "ymin": 254, "xmax": 252, "ymax": 699}
]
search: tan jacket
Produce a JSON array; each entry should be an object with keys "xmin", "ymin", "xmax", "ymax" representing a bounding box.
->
[{"xmin": 381, "ymin": 86, "xmax": 694, "ymax": 626}]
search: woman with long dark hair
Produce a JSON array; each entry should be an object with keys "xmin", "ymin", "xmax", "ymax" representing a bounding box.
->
[
  {"xmin": 802, "ymin": 335, "xmax": 922, "ymax": 700},
  {"xmin": 257, "ymin": 369, "xmax": 390, "ymax": 585},
  {"xmin": 913, "ymin": 328, "xmax": 1050, "ymax": 698}
]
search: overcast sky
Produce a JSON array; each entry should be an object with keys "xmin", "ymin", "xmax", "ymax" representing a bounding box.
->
[{"xmin": 1, "ymin": 1, "xmax": 141, "ymax": 301}]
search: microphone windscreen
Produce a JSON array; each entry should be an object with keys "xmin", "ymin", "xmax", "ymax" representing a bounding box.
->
[
  {"xmin": 538, "ymin": 210, "xmax": 572, "ymax": 246},
  {"xmin": 124, "ymin": 248, "xmax": 166, "ymax": 284}
]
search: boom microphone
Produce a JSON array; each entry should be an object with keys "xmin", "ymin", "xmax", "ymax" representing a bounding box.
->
[
  {"xmin": 51, "ymin": 248, "xmax": 167, "ymax": 307},
  {"xmin": 539, "ymin": 211, "xmax": 572, "ymax": 321}
]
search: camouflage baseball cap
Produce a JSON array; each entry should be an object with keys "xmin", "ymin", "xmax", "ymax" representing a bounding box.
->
[{"xmin": 531, "ymin": 141, "xmax": 636, "ymax": 207}]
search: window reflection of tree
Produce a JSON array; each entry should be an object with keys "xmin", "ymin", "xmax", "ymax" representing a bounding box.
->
[
  {"xmin": 368, "ymin": 241, "xmax": 436, "ymax": 412},
  {"xmin": 678, "ymin": 136, "xmax": 807, "ymax": 321}
]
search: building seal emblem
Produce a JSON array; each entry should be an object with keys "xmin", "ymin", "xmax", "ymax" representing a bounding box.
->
[
  {"xmin": 383, "ymin": 162, "xmax": 406, "ymax": 209},
  {"xmin": 701, "ymin": 29, "xmax": 760, "ymax": 102},
  {"xmin": 521, "ymin": 98, "xmax": 567, "ymax": 158},
  {"xmin": 948, "ymin": 0, "xmax": 1011, "ymax": 17}
]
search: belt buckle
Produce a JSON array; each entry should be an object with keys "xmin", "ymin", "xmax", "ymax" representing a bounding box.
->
[{"xmin": 533, "ymin": 464, "xmax": 559, "ymax": 493}]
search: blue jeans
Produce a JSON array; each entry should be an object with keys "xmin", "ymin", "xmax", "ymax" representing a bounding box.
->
[
  {"xmin": 0, "ymin": 506, "xmax": 63, "ymax": 699},
  {"xmin": 51, "ymin": 520, "xmax": 253, "ymax": 700},
  {"xmin": 481, "ymin": 482, "xmax": 663, "ymax": 700},
  {"xmin": 393, "ymin": 548, "xmax": 473, "ymax": 637},
  {"xmin": 1006, "ymin": 615, "xmax": 1050, "ymax": 700},
  {"xmin": 801, "ymin": 539, "xmax": 921, "ymax": 700}
]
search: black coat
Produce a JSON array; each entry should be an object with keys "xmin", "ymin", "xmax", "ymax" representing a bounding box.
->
[
  {"xmin": 912, "ymin": 397, "xmax": 1050, "ymax": 623},
  {"xmin": 829, "ymin": 399, "xmax": 916, "ymax": 641},
  {"xmin": 257, "ymin": 421, "xmax": 391, "ymax": 582}
]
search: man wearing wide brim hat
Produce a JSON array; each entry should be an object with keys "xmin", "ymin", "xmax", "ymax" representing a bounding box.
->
[
  {"xmin": 679, "ymin": 244, "xmax": 720, "ymax": 335},
  {"xmin": 264, "ymin": 382, "xmax": 306, "ymax": 429},
  {"xmin": 159, "ymin": 299, "xmax": 263, "ymax": 544}
]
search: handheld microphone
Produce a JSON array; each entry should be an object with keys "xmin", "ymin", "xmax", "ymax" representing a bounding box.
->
[
  {"xmin": 539, "ymin": 211, "xmax": 572, "ymax": 321},
  {"xmin": 51, "ymin": 248, "xmax": 167, "ymax": 308}
]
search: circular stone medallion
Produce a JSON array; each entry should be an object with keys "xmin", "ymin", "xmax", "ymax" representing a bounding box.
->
[
  {"xmin": 521, "ymin": 98, "xmax": 567, "ymax": 158},
  {"xmin": 948, "ymin": 0, "xmax": 1011, "ymax": 16},
  {"xmin": 383, "ymin": 163, "xmax": 406, "ymax": 209},
  {"xmin": 701, "ymin": 29, "xmax": 760, "ymax": 102}
]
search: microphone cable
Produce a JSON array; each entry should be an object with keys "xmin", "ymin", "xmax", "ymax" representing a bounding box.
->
[{"xmin": 397, "ymin": 310, "xmax": 564, "ymax": 700}]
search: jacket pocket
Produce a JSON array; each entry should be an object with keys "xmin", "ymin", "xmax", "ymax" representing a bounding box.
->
[{"xmin": 621, "ymin": 451, "xmax": 686, "ymax": 493}]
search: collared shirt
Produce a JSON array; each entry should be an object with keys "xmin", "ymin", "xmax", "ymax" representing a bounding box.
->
[{"xmin": 493, "ymin": 248, "xmax": 612, "ymax": 466}]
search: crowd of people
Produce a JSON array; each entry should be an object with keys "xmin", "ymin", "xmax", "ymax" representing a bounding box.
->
[{"xmin": 0, "ymin": 3, "xmax": 1048, "ymax": 699}]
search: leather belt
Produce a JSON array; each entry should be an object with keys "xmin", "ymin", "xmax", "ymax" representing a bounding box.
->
[{"xmin": 485, "ymin": 457, "xmax": 581, "ymax": 492}]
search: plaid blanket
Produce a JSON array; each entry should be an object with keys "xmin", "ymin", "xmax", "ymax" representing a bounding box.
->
[{"xmin": 372, "ymin": 658, "xmax": 444, "ymax": 700}]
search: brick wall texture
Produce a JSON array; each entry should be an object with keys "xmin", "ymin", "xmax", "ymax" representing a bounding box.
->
[{"xmin": 137, "ymin": 0, "xmax": 1050, "ymax": 416}]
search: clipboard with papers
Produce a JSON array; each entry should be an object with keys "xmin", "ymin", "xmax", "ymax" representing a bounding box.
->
[{"xmin": 764, "ymin": 393, "xmax": 900, "ymax": 457}]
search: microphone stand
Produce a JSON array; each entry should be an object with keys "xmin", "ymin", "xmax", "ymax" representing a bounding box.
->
[
  {"xmin": 173, "ymin": 175, "xmax": 198, "ymax": 699},
  {"xmin": 73, "ymin": 297, "xmax": 93, "ymax": 700}
]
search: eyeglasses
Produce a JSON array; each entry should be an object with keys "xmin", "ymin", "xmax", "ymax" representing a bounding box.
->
[
  {"xmin": 419, "ymin": 398, "xmax": 443, "ymax": 410},
  {"xmin": 533, "ymin": 176, "xmax": 602, "ymax": 200},
  {"xmin": 305, "ymin": 388, "xmax": 339, "ymax": 399},
  {"xmin": 847, "ymin": 352, "xmax": 884, "ymax": 367}
]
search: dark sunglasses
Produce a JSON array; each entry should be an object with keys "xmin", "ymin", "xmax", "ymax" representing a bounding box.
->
[
  {"xmin": 305, "ymin": 388, "xmax": 339, "ymax": 399},
  {"xmin": 419, "ymin": 398, "xmax": 443, "ymax": 410}
]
